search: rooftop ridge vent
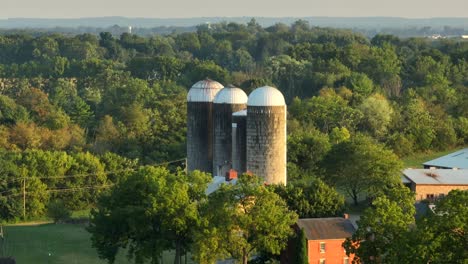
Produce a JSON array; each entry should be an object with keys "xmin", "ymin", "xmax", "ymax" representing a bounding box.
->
[{"xmin": 425, "ymin": 172, "xmax": 439, "ymax": 178}]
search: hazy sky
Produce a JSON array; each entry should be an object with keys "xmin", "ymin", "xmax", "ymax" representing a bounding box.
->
[{"xmin": 2, "ymin": 0, "xmax": 467, "ymax": 19}]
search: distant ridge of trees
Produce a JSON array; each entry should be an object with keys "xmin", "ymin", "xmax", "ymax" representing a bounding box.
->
[{"xmin": 1, "ymin": 17, "xmax": 468, "ymax": 37}]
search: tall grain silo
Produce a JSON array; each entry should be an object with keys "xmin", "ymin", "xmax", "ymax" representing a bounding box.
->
[
  {"xmin": 187, "ymin": 79, "xmax": 223, "ymax": 173},
  {"xmin": 212, "ymin": 86, "xmax": 248, "ymax": 176},
  {"xmin": 232, "ymin": 109, "xmax": 247, "ymax": 175},
  {"xmin": 246, "ymin": 86, "xmax": 287, "ymax": 185}
]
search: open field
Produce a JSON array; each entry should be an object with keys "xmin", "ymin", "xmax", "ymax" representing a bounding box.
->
[
  {"xmin": 401, "ymin": 148, "xmax": 462, "ymax": 168},
  {"xmin": 1, "ymin": 223, "xmax": 187, "ymax": 264}
]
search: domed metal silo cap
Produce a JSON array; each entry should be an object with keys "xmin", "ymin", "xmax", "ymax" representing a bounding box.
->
[
  {"xmin": 247, "ymin": 86, "xmax": 286, "ymax": 106},
  {"xmin": 213, "ymin": 85, "xmax": 248, "ymax": 104},
  {"xmin": 187, "ymin": 79, "xmax": 224, "ymax": 102}
]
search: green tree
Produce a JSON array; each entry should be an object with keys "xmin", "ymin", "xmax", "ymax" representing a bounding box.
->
[
  {"xmin": 0, "ymin": 153, "xmax": 50, "ymax": 220},
  {"xmin": 98, "ymin": 152, "xmax": 138, "ymax": 183},
  {"xmin": 0, "ymin": 95, "xmax": 29, "ymax": 124},
  {"xmin": 329, "ymin": 127, "xmax": 351, "ymax": 144},
  {"xmin": 360, "ymin": 44, "xmax": 401, "ymax": 95},
  {"xmin": 454, "ymin": 117, "xmax": 468, "ymax": 144},
  {"xmin": 8, "ymin": 122, "xmax": 42, "ymax": 149},
  {"xmin": 88, "ymin": 167, "xmax": 211, "ymax": 264},
  {"xmin": 358, "ymin": 94, "xmax": 393, "ymax": 138},
  {"xmin": 321, "ymin": 135, "xmax": 402, "ymax": 205},
  {"xmin": 232, "ymin": 48, "xmax": 255, "ymax": 72},
  {"xmin": 399, "ymin": 92, "xmax": 436, "ymax": 151},
  {"xmin": 59, "ymin": 152, "xmax": 107, "ymax": 210},
  {"xmin": 344, "ymin": 188, "xmax": 415, "ymax": 264},
  {"xmin": 287, "ymin": 129, "xmax": 331, "ymax": 178},
  {"xmin": 275, "ymin": 178, "xmax": 345, "ymax": 218},
  {"xmin": 47, "ymin": 199, "xmax": 71, "ymax": 223},
  {"xmin": 409, "ymin": 190, "xmax": 468, "ymax": 264},
  {"xmin": 289, "ymin": 89, "xmax": 362, "ymax": 133},
  {"xmin": 49, "ymin": 79, "xmax": 93, "ymax": 127},
  {"xmin": 183, "ymin": 60, "xmax": 229, "ymax": 85},
  {"xmin": 193, "ymin": 174, "xmax": 298, "ymax": 264},
  {"xmin": 93, "ymin": 115, "xmax": 121, "ymax": 154},
  {"xmin": 127, "ymin": 56, "xmax": 184, "ymax": 81},
  {"xmin": 294, "ymin": 228, "xmax": 309, "ymax": 264},
  {"xmin": 346, "ymin": 72, "xmax": 374, "ymax": 102},
  {"xmin": 266, "ymin": 55, "xmax": 308, "ymax": 100},
  {"xmin": 16, "ymin": 87, "xmax": 70, "ymax": 129},
  {"xmin": 174, "ymin": 33, "xmax": 201, "ymax": 54}
]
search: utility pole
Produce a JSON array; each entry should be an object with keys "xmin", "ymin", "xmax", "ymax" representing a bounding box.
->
[
  {"xmin": 23, "ymin": 177, "xmax": 26, "ymax": 221},
  {"xmin": 0, "ymin": 225, "xmax": 4, "ymax": 257}
]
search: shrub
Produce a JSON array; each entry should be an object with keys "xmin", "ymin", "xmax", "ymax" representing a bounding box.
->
[{"xmin": 47, "ymin": 200, "xmax": 71, "ymax": 223}]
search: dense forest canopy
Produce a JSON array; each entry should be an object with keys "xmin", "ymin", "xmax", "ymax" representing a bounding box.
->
[
  {"xmin": 0, "ymin": 19, "xmax": 467, "ymax": 220},
  {"xmin": 0, "ymin": 20, "xmax": 466, "ymax": 162}
]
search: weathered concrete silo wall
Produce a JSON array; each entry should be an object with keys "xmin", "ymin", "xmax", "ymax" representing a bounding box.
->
[
  {"xmin": 186, "ymin": 79, "xmax": 223, "ymax": 173},
  {"xmin": 232, "ymin": 111, "xmax": 247, "ymax": 175},
  {"xmin": 213, "ymin": 103, "xmax": 246, "ymax": 176},
  {"xmin": 246, "ymin": 105, "xmax": 287, "ymax": 185},
  {"xmin": 187, "ymin": 102, "xmax": 215, "ymax": 173}
]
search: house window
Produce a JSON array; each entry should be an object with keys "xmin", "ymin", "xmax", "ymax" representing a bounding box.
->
[
  {"xmin": 344, "ymin": 257, "xmax": 349, "ymax": 264},
  {"xmin": 319, "ymin": 259, "xmax": 326, "ymax": 264},
  {"xmin": 320, "ymin": 242, "xmax": 326, "ymax": 253},
  {"xmin": 426, "ymin": 194, "xmax": 435, "ymax": 201}
]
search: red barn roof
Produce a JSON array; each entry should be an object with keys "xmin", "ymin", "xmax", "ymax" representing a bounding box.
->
[{"xmin": 297, "ymin": 217, "xmax": 355, "ymax": 240}]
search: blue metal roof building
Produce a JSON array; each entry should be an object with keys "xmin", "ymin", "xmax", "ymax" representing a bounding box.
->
[{"xmin": 423, "ymin": 148, "xmax": 468, "ymax": 169}]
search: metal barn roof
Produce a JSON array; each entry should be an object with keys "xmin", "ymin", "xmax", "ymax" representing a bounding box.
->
[
  {"xmin": 297, "ymin": 218, "xmax": 355, "ymax": 240},
  {"xmin": 213, "ymin": 86, "xmax": 248, "ymax": 104},
  {"xmin": 187, "ymin": 79, "xmax": 224, "ymax": 102},
  {"xmin": 205, "ymin": 176, "xmax": 237, "ymax": 195},
  {"xmin": 402, "ymin": 169, "xmax": 468, "ymax": 185},
  {"xmin": 422, "ymin": 148, "xmax": 468, "ymax": 169},
  {"xmin": 247, "ymin": 86, "xmax": 286, "ymax": 106}
]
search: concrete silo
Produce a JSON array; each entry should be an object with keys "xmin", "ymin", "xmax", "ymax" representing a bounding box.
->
[
  {"xmin": 246, "ymin": 86, "xmax": 287, "ymax": 185},
  {"xmin": 187, "ymin": 79, "xmax": 223, "ymax": 173},
  {"xmin": 212, "ymin": 86, "xmax": 248, "ymax": 176},
  {"xmin": 231, "ymin": 109, "xmax": 247, "ymax": 175}
]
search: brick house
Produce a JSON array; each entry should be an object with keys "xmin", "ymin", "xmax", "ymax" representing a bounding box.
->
[
  {"xmin": 283, "ymin": 217, "xmax": 355, "ymax": 264},
  {"xmin": 402, "ymin": 169, "xmax": 468, "ymax": 201}
]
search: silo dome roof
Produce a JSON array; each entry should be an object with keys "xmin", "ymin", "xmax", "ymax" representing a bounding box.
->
[
  {"xmin": 213, "ymin": 86, "xmax": 248, "ymax": 104},
  {"xmin": 232, "ymin": 109, "xmax": 247, "ymax": 116},
  {"xmin": 247, "ymin": 86, "xmax": 286, "ymax": 106},
  {"xmin": 187, "ymin": 79, "xmax": 224, "ymax": 102}
]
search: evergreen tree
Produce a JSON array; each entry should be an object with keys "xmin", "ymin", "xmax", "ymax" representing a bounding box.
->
[{"xmin": 294, "ymin": 228, "xmax": 309, "ymax": 264}]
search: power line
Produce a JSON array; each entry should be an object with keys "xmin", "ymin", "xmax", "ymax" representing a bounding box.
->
[
  {"xmin": 1, "ymin": 184, "xmax": 116, "ymax": 198},
  {"xmin": 46, "ymin": 185, "xmax": 115, "ymax": 193},
  {"xmin": 0, "ymin": 157, "xmax": 187, "ymax": 219},
  {"xmin": 0, "ymin": 157, "xmax": 186, "ymax": 184},
  {"xmin": 0, "ymin": 169, "xmax": 133, "ymax": 183},
  {"xmin": 0, "ymin": 157, "xmax": 179, "ymax": 219}
]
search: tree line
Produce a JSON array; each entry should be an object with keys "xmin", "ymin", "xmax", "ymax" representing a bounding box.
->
[
  {"xmin": 0, "ymin": 20, "xmax": 465, "ymax": 165},
  {"xmin": 0, "ymin": 150, "xmax": 137, "ymax": 221}
]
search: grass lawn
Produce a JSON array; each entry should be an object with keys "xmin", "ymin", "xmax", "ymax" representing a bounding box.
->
[
  {"xmin": 401, "ymin": 148, "xmax": 462, "ymax": 168},
  {"xmin": 1, "ymin": 223, "xmax": 187, "ymax": 264}
]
